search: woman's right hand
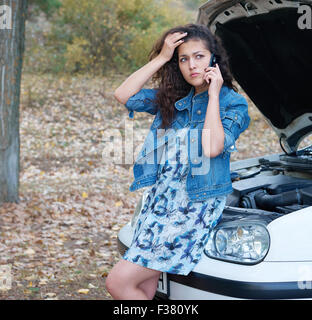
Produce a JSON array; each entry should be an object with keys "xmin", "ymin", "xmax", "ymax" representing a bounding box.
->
[
  {"xmin": 158, "ymin": 32, "xmax": 188, "ymax": 62},
  {"xmin": 114, "ymin": 33, "xmax": 187, "ymax": 105}
]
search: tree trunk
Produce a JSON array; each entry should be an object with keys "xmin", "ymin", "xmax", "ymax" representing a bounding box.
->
[{"xmin": 0, "ymin": 0, "xmax": 27, "ymax": 204}]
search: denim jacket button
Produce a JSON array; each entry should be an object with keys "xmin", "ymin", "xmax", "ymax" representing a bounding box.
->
[
  {"xmin": 230, "ymin": 145, "xmax": 234, "ymax": 149},
  {"xmin": 197, "ymin": 110, "xmax": 201, "ymax": 115},
  {"xmin": 191, "ymin": 138, "xmax": 195, "ymax": 143}
]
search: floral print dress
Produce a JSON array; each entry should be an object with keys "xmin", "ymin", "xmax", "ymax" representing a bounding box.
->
[{"xmin": 123, "ymin": 125, "xmax": 227, "ymax": 275}]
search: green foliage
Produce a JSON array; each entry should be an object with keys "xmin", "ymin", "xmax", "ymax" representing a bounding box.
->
[
  {"xmin": 28, "ymin": 0, "xmax": 61, "ymax": 17},
  {"xmin": 24, "ymin": 0, "xmax": 194, "ymax": 74}
]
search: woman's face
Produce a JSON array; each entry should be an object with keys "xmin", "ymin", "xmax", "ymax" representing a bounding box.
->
[{"xmin": 177, "ymin": 39, "xmax": 212, "ymax": 94}]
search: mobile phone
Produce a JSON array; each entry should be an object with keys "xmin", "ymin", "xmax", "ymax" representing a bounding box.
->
[{"xmin": 209, "ymin": 53, "xmax": 217, "ymax": 67}]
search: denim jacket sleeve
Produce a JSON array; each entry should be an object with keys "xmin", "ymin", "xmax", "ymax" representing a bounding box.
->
[
  {"xmin": 125, "ymin": 88, "xmax": 158, "ymax": 119},
  {"xmin": 221, "ymin": 91, "xmax": 250, "ymax": 157}
]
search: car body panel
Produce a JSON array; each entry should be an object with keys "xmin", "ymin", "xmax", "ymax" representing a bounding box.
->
[{"xmin": 266, "ymin": 206, "xmax": 312, "ymax": 261}]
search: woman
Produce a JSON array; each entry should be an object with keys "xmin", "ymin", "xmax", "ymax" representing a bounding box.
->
[{"xmin": 106, "ymin": 23, "xmax": 250, "ymax": 300}]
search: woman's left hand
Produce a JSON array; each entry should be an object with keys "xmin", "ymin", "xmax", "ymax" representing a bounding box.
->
[{"xmin": 204, "ymin": 63, "xmax": 224, "ymax": 97}]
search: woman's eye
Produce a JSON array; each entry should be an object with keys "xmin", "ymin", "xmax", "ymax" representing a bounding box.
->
[{"xmin": 180, "ymin": 55, "xmax": 203, "ymax": 62}]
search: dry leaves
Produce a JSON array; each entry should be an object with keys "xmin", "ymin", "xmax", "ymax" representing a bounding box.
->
[{"xmin": 77, "ymin": 289, "xmax": 89, "ymax": 294}]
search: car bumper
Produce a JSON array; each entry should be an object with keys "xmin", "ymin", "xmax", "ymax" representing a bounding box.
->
[{"xmin": 118, "ymin": 227, "xmax": 312, "ymax": 300}]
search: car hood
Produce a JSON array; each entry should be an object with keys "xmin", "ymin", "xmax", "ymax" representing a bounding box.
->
[{"xmin": 197, "ymin": 0, "xmax": 312, "ymax": 153}]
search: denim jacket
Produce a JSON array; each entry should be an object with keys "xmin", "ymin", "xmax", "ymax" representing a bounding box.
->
[{"xmin": 125, "ymin": 85, "xmax": 250, "ymax": 201}]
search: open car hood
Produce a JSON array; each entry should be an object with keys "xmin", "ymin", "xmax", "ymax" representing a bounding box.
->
[{"xmin": 197, "ymin": 0, "xmax": 312, "ymax": 153}]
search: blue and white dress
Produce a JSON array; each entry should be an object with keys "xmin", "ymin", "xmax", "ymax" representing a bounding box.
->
[{"xmin": 123, "ymin": 125, "xmax": 227, "ymax": 275}]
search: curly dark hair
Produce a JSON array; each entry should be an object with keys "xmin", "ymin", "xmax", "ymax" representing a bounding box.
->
[{"xmin": 148, "ymin": 23, "xmax": 237, "ymax": 129}]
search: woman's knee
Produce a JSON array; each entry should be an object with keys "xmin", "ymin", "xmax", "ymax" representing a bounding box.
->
[
  {"xmin": 105, "ymin": 263, "xmax": 133, "ymax": 297},
  {"xmin": 105, "ymin": 270, "xmax": 122, "ymax": 296},
  {"xmin": 105, "ymin": 259, "xmax": 161, "ymax": 298}
]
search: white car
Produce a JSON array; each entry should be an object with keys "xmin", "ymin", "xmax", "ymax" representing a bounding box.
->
[{"xmin": 117, "ymin": 0, "xmax": 312, "ymax": 299}]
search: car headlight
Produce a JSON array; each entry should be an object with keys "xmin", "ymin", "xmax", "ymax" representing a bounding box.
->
[{"xmin": 204, "ymin": 222, "xmax": 270, "ymax": 265}]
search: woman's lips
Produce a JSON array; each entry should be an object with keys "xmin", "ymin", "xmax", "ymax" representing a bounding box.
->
[{"xmin": 190, "ymin": 73, "xmax": 200, "ymax": 78}]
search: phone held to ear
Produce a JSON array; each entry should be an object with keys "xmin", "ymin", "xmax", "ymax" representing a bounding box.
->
[
  {"xmin": 209, "ymin": 53, "xmax": 217, "ymax": 67},
  {"xmin": 206, "ymin": 54, "xmax": 217, "ymax": 84}
]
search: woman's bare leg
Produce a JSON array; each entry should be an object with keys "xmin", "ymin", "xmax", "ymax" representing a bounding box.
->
[{"xmin": 105, "ymin": 259, "xmax": 161, "ymax": 300}]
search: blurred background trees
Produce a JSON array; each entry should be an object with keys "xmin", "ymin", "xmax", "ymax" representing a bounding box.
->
[{"xmin": 24, "ymin": 0, "xmax": 206, "ymax": 75}]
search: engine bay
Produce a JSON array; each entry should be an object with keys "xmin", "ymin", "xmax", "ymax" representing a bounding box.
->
[
  {"xmin": 227, "ymin": 146, "xmax": 312, "ymax": 215},
  {"xmin": 227, "ymin": 174, "xmax": 312, "ymax": 214}
]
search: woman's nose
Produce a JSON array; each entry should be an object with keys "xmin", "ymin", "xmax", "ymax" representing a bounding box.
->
[{"xmin": 189, "ymin": 58, "xmax": 196, "ymax": 69}]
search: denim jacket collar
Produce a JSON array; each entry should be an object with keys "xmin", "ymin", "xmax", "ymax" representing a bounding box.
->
[
  {"xmin": 174, "ymin": 87, "xmax": 194, "ymax": 111},
  {"xmin": 174, "ymin": 86, "xmax": 229, "ymax": 111}
]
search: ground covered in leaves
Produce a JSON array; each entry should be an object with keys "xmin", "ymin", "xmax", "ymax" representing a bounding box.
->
[{"xmin": 0, "ymin": 72, "xmax": 283, "ymax": 300}]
